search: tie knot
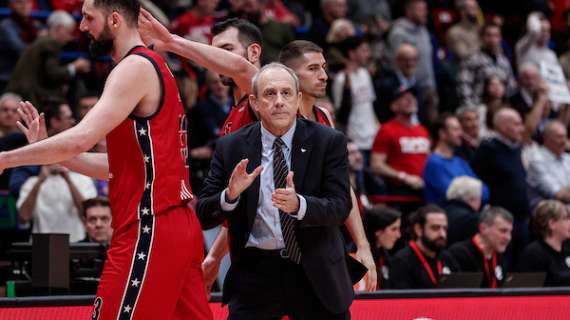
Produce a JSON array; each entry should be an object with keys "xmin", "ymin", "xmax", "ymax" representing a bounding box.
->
[{"xmin": 273, "ymin": 137, "xmax": 285, "ymax": 149}]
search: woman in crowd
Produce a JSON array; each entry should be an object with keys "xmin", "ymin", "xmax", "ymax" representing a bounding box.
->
[
  {"xmin": 364, "ymin": 206, "xmax": 402, "ymax": 289},
  {"xmin": 518, "ymin": 200, "xmax": 570, "ymax": 286}
]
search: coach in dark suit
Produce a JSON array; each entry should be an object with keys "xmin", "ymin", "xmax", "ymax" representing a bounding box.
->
[{"xmin": 197, "ymin": 63, "xmax": 353, "ymax": 319}]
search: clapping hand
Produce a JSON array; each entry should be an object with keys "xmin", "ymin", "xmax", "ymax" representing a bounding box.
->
[
  {"xmin": 16, "ymin": 101, "xmax": 47, "ymax": 144},
  {"xmin": 272, "ymin": 172, "xmax": 299, "ymax": 214},
  {"xmin": 227, "ymin": 159, "xmax": 263, "ymax": 201}
]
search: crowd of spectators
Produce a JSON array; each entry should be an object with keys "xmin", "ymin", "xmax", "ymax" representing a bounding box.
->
[{"xmin": 1, "ymin": 0, "xmax": 570, "ymax": 292}]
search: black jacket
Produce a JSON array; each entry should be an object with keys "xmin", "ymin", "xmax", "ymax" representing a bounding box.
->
[{"xmin": 197, "ymin": 119, "xmax": 353, "ymax": 313}]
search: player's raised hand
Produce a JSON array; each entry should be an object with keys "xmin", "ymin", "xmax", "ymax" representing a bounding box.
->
[
  {"xmin": 16, "ymin": 101, "xmax": 47, "ymax": 144},
  {"xmin": 138, "ymin": 8, "xmax": 174, "ymax": 52}
]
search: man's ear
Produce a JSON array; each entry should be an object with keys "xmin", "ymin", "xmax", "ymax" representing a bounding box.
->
[
  {"xmin": 247, "ymin": 43, "xmax": 262, "ymax": 65},
  {"xmin": 109, "ymin": 11, "xmax": 122, "ymax": 29},
  {"xmin": 414, "ymin": 223, "xmax": 422, "ymax": 239}
]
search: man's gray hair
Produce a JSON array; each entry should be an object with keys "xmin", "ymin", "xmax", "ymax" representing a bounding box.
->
[
  {"xmin": 251, "ymin": 62, "xmax": 300, "ymax": 97},
  {"xmin": 455, "ymin": 105, "xmax": 479, "ymax": 121},
  {"xmin": 446, "ymin": 176, "xmax": 483, "ymax": 203},
  {"xmin": 479, "ymin": 206, "xmax": 514, "ymax": 226},
  {"xmin": 518, "ymin": 62, "xmax": 539, "ymax": 77},
  {"xmin": 0, "ymin": 92, "xmax": 22, "ymax": 106},
  {"xmin": 47, "ymin": 10, "xmax": 76, "ymax": 29}
]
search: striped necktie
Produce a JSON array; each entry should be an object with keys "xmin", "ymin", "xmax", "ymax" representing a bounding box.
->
[{"xmin": 273, "ymin": 137, "xmax": 302, "ymax": 264}]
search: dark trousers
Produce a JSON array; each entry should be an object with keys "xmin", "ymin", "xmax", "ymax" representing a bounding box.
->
[{"xmin": 227, "ymin": 248, "xmax": 351, "ymax": 320}]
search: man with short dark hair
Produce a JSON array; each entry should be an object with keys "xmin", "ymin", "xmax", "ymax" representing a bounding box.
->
[
  {"xmin": 2, "ymin": 0, "xmax": 213, "ymax": 318},
  {"xmin": 391, "ymin": 204, "xmax": 451, "ymax": 289},
  {"xmin": 423, "ymin": 113, "xmax": 488, "ymax": 205},
  {"xmin": 279, "ymin": 39, "xmax": 377, "ymax": 291},
  {"xmin": 81, "ymin": 196, "xmax": 113, "ymax": 244},
  {"xmin": 370, "ymin": 86, "xmax": 430, "ymax": 207},
  {"xmin": 443, "ymin": 206, "xmax": 513, "ymax": 288}
]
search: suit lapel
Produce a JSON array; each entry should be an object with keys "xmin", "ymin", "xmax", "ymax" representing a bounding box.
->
[
  {"xmin": 245, "ymin": 123, "xmax": 262, "ymax": 231},
  {"xmin": 291, "ymin": 120, "xmax": 312, "ymax": 190}
]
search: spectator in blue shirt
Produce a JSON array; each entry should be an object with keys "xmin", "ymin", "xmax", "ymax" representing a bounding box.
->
[{"xmin": 423, "ymin": 113, "xmax": 489, "ymax": 204}]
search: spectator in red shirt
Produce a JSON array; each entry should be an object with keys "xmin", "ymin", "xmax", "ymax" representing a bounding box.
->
[
  {"xmin": 170, "ymin": 0, "xmax": 220, "ymax": 44},
  {"xmin": 370, "ymin": 85, "xmax": 430, "ymax": 212},
  {"xmin": 50, "ymin": 0, "xmax": 82, "ymax": 14}
]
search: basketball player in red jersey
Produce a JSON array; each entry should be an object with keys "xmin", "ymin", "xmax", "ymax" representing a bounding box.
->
[
  {"xmin": 0, "ymin": 1, "xmax": 212, "ymax": 319},
  {"xmin": 138, "ymin": 9, "xmax": 261, "ymax": 137},
  {"xmin": 138, "ymin": 11, "xmax": 377, "ymax": 291}
]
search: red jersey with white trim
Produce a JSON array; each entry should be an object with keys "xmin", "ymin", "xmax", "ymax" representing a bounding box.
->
[
  {"xmin": 220, "ymin": 95, "xmax": 257, "ymax": 136},
  {"xmin": 298, "ymin": 105, "xmax": 334, "ymax": 127},
  {"xmin": 106, "ymin": 46, "xmax": 193, "ymax": 232}
]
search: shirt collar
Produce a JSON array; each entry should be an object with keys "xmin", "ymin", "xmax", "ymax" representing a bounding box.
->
[{"xmin": 260, "ymin": 121, "xmax": 296, "ymax": 151}]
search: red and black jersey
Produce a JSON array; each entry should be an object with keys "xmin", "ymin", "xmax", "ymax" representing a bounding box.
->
[
  {"xmin": 106, "ymin": 46, "xmax": 193, "ymax": 232},
  {"xmin": 220, "ymin": 95, "xmax": 257, "ymax": 137},
  {"xmin": 298, "ymin": 105, "xmax": 334, "ymax": 128}
]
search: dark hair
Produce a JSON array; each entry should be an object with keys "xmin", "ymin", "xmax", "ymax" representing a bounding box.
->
[
  {"xmin": 481, "ymin": 22, "xmax": 501, "ymax": 37},
  {"xmin": 94, "ymin": 0, "xmax": 140, "ymax": 27},
  {"xmin": 404, "ymin": 0, "xmax": 425, "ymax": 9},
  {"xmin": 337, "ymin": 35, "xmax": 366, "ymax": 56},
  {"xmin": 409, "ymin": 204, "xmax": 445, "ymax": 232},
  {"xmin": 212, "ymin": 18, "xmax": 262, "ymax": 49},
  {"xmin": 42, "ymin": 98, "xmax": 68, "ymax": 130},
  {"xmin": 479, "ymin": 206, "xmax": 513, "ymax": 226},
  {"xmin": 82, "ymin": 196, "xmax": 110, "ymax": 218},
  {"xmin": 278, "ymin": 40, "xmax": 323, "ymax": 67},
  {"xmin": 364, "ymin": 206, "xmax": 401, "ymax": 245},
  {"xmin": 430, "ymin": 112, "xmax": 456, "ymax": 141}
]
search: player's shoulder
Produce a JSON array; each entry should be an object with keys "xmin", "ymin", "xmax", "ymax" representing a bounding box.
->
[{"xmin": 112, "ymin": 54, "xmax": 155, "ymax": 74}]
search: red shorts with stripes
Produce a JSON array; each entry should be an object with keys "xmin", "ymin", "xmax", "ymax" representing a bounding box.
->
[{"xmin": 91, "ymin": 206, "xmax": 212, "ymax": 320}]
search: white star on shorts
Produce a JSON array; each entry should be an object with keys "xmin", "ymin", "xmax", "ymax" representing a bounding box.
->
[
  {"xmin": 138, "ymin": 128, "xmax": 147, "ymax": 136},
  {"xmin": 123, "ymin": 305, "xmax": 132, "ymax": 313},
  {"xmin": 141, "ymin": 207, "xmax": 150, "ymax": 215},
  {"xmin": 137, "ymin": 252, "xmax": 147, "ymax": 260},
  {"xmin": 131, "ymin": 278, "xmax": 141, "ymax": 287},
  {"xmin": 142, "ymin": 225, "xmax": 151, "ymax": 234}
]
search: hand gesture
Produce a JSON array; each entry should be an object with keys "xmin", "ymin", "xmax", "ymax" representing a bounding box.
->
[
  {"xmin": 272, "ymin": 172, "xmax": 299, "ymax": 214},
  {"xmin": 354, "ymin": 247, "xmax": 378, "ymax": 291},
  {"xmin": 227, "ymin": 159, "xmax": 263, "ymax": 201},
  {"xmin": 16, "ymin": 101, "xmax": 47, "ymax": 144},
  {"xmin": 138, "ymin": 8, "xmax": 174, "ymax": 52}
]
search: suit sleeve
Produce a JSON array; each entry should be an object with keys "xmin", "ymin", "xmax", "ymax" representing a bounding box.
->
[
  {"xmin": 196, "ymin": 139, "xmax": 233, "ymax": 229},
  {"xmin": 298, "ymin": 131, "xmax": 351, "ymax": 227}
]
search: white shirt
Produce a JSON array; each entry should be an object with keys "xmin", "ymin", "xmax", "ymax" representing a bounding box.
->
[
  {"xmin": 332, "ymin": 67, "xmax": 379, "ymax": 150},
  {"xmin": 17, "ymin": 171, "xmax": 97, "ymax": 242},
  {"xmin": 220, "ymin": 123, "xmax": 307, "ymax": 250}
]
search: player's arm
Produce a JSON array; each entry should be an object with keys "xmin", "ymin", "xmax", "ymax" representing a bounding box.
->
[
  {"xmin": 344, "ymin": 189, "xmax": 377, "ymax": 291},
  {"xmin": 138, "ymin": 8, "xmax": 257, "ymax": 94},
  {"xmin": 0, "ymin": 56, "xmax": 153, "ymax": 170},
  {"xmin": 61, "ymin": 153, "xmax": 109, "ymax": 180},
  {"xmin": 18, "ymin": 101, "xmax": 111, "ymax": 180}
]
